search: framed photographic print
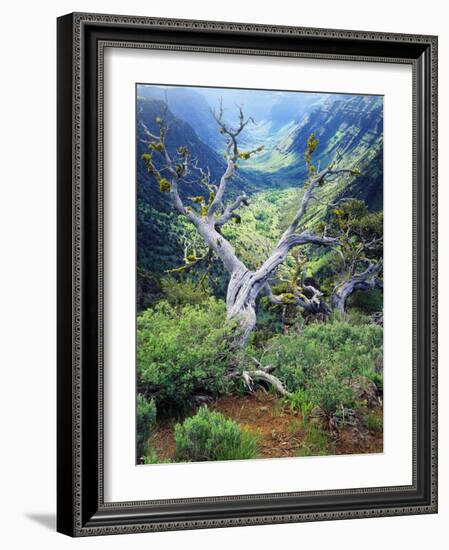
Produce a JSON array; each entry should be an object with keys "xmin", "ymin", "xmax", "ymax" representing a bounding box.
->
[{"xmin": 57, "ymin": 12, "xmax": 438, "ymax": 536}]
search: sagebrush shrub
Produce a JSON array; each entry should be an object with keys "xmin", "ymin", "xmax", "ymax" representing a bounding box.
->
[
  {"xmin": 161, "ymin": 275, "xmax": 210, "ymax": 308},
  {"xmin": 136, "ymin": 393, "xmax": 157, "ymax": 455},
  {"xmin": 261, "ymin": 320, "xmax": 382, "ymax": 418},
  {"xmin": 137, "ymin": 298, "xmax": 236, "ymax": 409},
  {"xmin": 263, "ymin": 320, "xmax": 382, "ymax": 389},
  {"xmin": 297, "ymin": 422, "xmax": 334, "ymax": 457},
  {"xmin": 305, "ymin": 371, "xmax": 357, "ymax": 417},
  {"xmin": 364, "ymin": 410, "xmax": 383, "ymax": 432},
  {"xmin": 174, "ymin": 407, "xmax": 258, "ymax": 462},
  {"xmin": 286, "ymin": 373, "xmax": 356, "ymax": 419},
  {"xmin": 286, "ymin": 388, "xmax": 315, "ymax": 418}
]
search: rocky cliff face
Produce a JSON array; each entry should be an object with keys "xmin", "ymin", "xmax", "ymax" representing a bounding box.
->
[{"xmin": 247, "ymin": 94, "xmax": 383, "ymax": 210}]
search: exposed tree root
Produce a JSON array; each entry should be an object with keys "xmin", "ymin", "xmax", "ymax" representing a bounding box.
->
[
  {"xmin": 243, "ymin": 370, "xmax": 292, "ymax": 397},
  {"xmin": 227, "ymin": 358, "xmax": 292, "ymax": 397}
]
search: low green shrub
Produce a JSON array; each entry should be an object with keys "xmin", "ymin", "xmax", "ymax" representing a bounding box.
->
[
  {"xmin": 361, "ymin": 367, "xmax": 384, "ymax": 392},
  {"xmin": 348, "ymin": 288, "xmax": 383, "ymax": 314},
  {"xmin": 297, "ymin": 422, "xmax": 334, "ymax": 457},
  {"xmin": 136, "ymin": 394, "xmax": 157, "ymax": 456},
  {"xmin": 174, "ymin": 407, "xmax": 259, "ymax": 462},
  {"xmin": 364, "ymin": 410, "xmax": 383, "ymax": 432},
  {"xmin": 261, "ymin": 320, "xmax": 382, "ymax": 419},
  {"xmin": 286, "ymin": 388, "xmax": 315, "ymax": 418},
  {"xmin": 137, "ymin": 298, "xmax": 236, "ymax": 409},
  {"xmin": 263, "ymin": 320, "xmax": 382, "ymax": 392},
  {"xmin": 161, "ymin": 275, "xmax": 210, "ymax": 308},
  {"xmin": 143, "ymin": 450, "xmax": 171, "ymax": 464},
  {"xmin": 142, "ymin": 449, "xmax": 159, "ymax": 464},
  {"xmin": 305, "ymin": 372, "xmax": 357, "ymax": 418},
  {"xmin": 250, "ymin": 305, "xmax": 284, "ymax": 348},
  {"xmin": 286, "ymin": 373, "xmax": 356, "ymax": 420},
  {"xmin": 342, "ymin": 309, "xmax": 371, "ymax": 326}
]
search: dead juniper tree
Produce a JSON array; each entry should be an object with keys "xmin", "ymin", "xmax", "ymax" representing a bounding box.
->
[{"xmin": 140, "ymin": 104, "xmax": 364, "ymax": 393}]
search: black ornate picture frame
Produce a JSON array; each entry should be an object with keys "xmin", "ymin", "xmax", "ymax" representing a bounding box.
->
[{"xmin": 57, "ymin": 12, "xmax": 438, "ymax": 537}]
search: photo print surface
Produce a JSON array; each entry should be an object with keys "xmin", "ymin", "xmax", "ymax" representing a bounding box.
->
[{"xmin": 135, "ymin": 84, "xmax": 384, "ymax": 465}]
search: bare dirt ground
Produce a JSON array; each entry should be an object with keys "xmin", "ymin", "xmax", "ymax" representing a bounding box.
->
[{"xmin": 150, "ymin": 391, "xmax": 383, "ymax": 462}]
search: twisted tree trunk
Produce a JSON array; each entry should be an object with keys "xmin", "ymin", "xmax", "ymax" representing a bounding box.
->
[
  {"xmin": 223, "ymin": 232, "xmax": 338, "ymax": 346},
  {"xmin": 226, "ymin": 269, "xmax": 258, "ymax": 346},
  {"xmin": 331, "ymin": 261, "xmax": 382, "ymax": 314}
]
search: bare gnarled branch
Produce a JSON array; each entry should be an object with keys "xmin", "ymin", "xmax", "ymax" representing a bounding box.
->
[
  {"xmin": 215, "ymin": 193, "xmax": 250, "ymax": 227},
  {"xmin": 332, "ymin": 259, "xmax": 383, "ymax": 313}
]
